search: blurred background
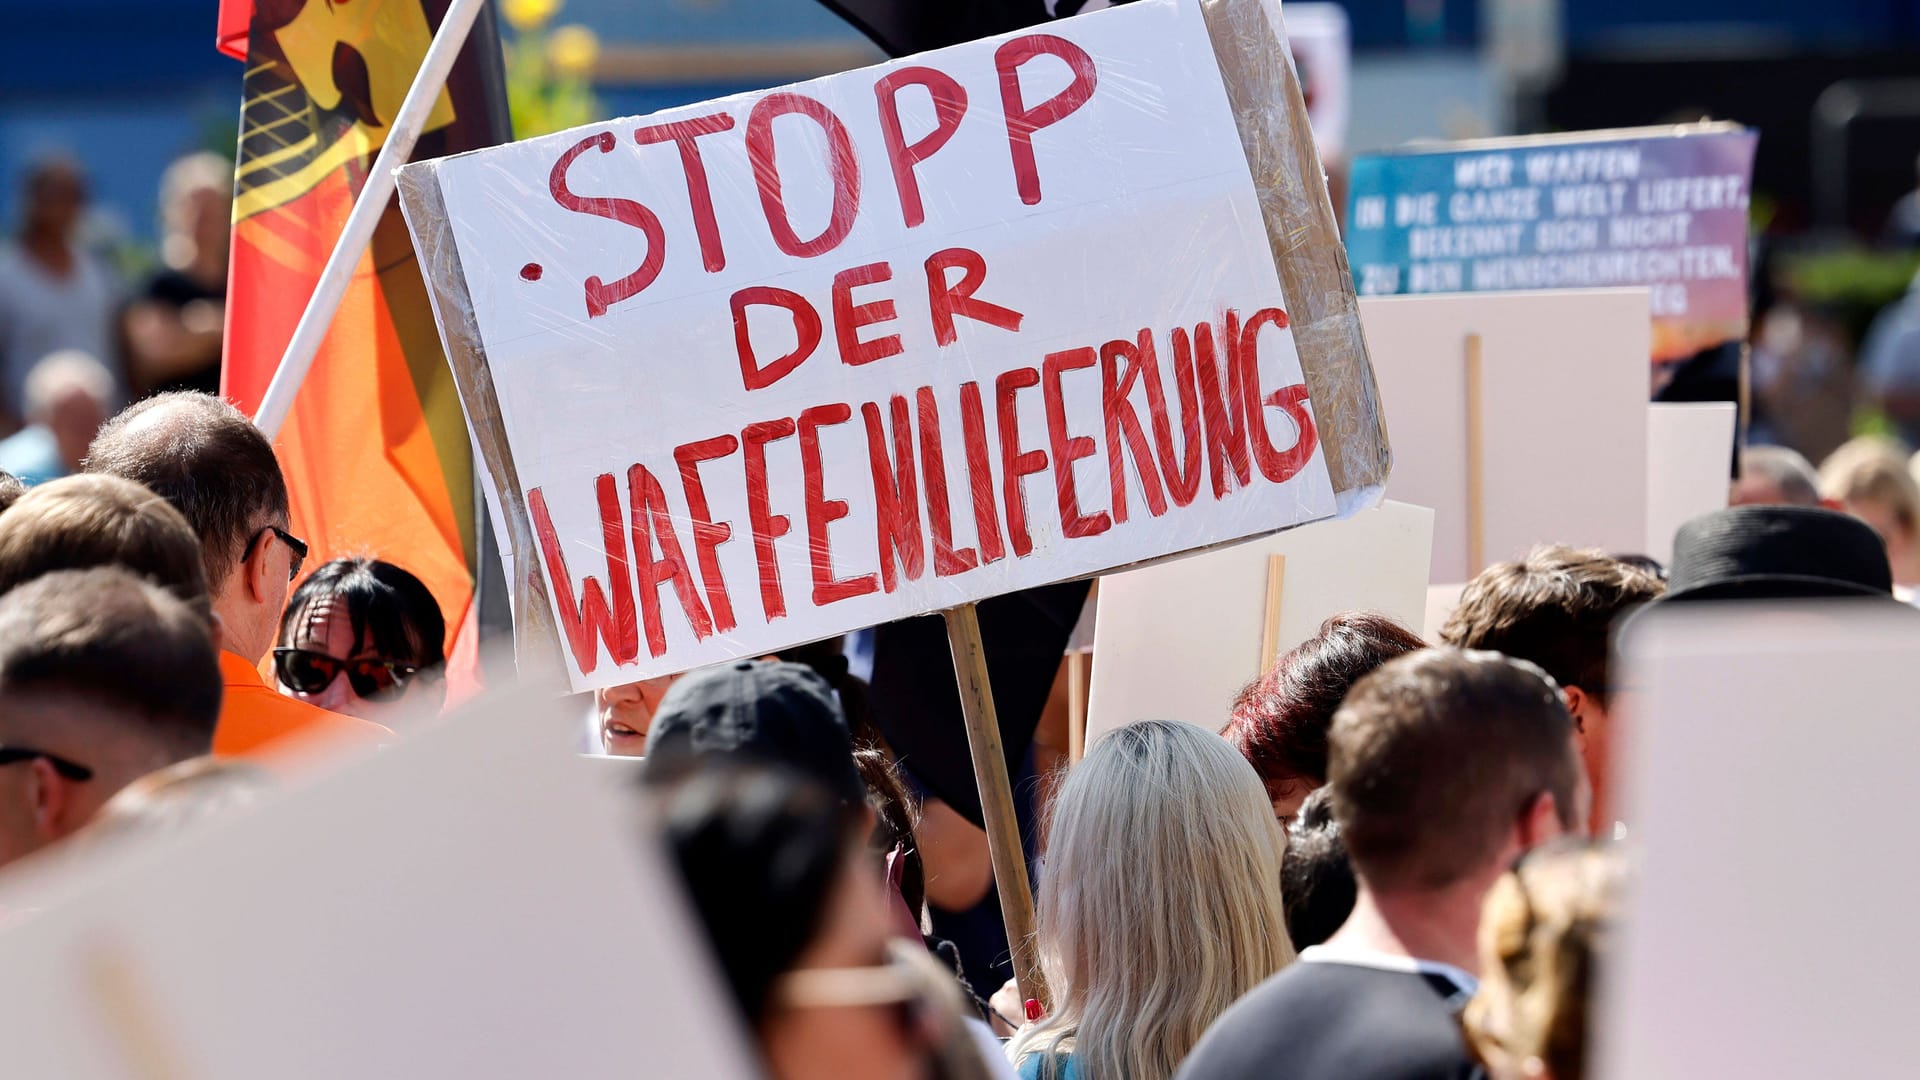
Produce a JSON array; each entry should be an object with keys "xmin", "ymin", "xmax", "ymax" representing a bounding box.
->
[{"xmin": 4, "ymin": 0, "xmax": 1918, "ymax": 458}]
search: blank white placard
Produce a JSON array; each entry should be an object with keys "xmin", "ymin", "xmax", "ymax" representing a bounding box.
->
[
  {"xmin": 1087, "ymin": 500, "xmax": 1432, "ymax": 741},
  {"xmin": 1360, "ymin": 289, "xmax": 1650, "ymax": 583}
]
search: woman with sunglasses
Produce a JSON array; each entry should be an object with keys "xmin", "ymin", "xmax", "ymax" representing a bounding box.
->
[
  {"xmin": 274, "ymin": 558, "xmax": 446, "ymax": 725},
  {"xmin": 657, "ymin": 762, "xmax": 998, "ymax": 1080}
]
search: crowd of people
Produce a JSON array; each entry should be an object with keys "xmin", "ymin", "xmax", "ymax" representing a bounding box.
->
[
  {"xmin": 0, "ymin": 151, "xmax": 1912, "ymax": 1078},
  {"xmin": 0, "ymin": 361, "xmax": 1891, "ymax": 1078}
]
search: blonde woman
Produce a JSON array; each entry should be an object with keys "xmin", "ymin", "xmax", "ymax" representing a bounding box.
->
[
  {"xmin": 1007, "ymin": 720, "xmax": 1294, "ymax": 1080},
  {"xmin": 1820, "ymin": 436, "xmax": 1920, "ymax": 585},
  {"xmin": 1464, "ymin": 841, "xmax": 1626, "ymax": 1080}
]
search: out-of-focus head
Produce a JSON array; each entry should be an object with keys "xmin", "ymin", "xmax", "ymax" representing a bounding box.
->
[
  {"xmin": 85, "ymin": 392, "xmax": 295, "ymax": 660},
  {"xmin": 657, "ymin": 764, "xmax": 945, "ymax": 1080},
  {"xmin": 0, "ymin": 472, "xmax": 24, "ymax": 517},
  {"xmin": 275, "ymin": 558, "xmax": 446, "ymax": 725},
  {"xmin": 157, "ymin": 152, "xmax": 231, "ymax": 272},
  {"xmin": 0, "ymin": 568, "xmax": 221, "ymax": 869},
  {"xmin": 0, "ymin": 474, "xmax": 211, "ymax": 625},
  {"xmin": 1820, "ymin": 437, "xmax": 1920, "ymax": 575},
  {"xmin": 1463, "ymin": 841, "xmax": 1627, "ymax": 1080},
  {"xmin": 1731, "ymin": 445, "xmax": 1822, "ymax": 507},
  {"xmin": 1013, "ymin": 719, "xmax": 1293, "ymax": 1080},
  {"xmin": 1224, "ymin": 612, "xmax": 1425, "ymax": 821},
  {"xmin": 21, "ymin": 157, "xmax": 85, "ymax": 237},
  {"xmin": 24, "ymin": 350, "xmax": 113, "ymax": 471},
  {"xmin": 644, "ymin": 660, "xmax": 864, "ymax": 808},
  {"xmin": 596, "ymin": 674, "xmax": 680, "ymax": 755},
  {"xmin": 1281, "ymin": 787, "xmax": 1356, "ymax": 951},
  {"xmin": 84, "ymin": 756, "xmax": 274, "ymax": 844},
  {"xmin": 1329, "ymin": 649, "xmax": 1584, "ymax": 895}
]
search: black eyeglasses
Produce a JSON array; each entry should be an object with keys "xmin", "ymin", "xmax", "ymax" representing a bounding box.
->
[
  {"xmin": 246, "ymin": 524, "xmax": 308, "ymax": 582},
  {"xmin": 273, "ymin": 648, "xmax": 420, "ymax": 702},
  {"xmin": 0, "ymin": 745, "xmax": 93, "ymax": 781}
]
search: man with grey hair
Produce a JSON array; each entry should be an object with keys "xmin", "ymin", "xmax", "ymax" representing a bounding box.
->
[
  {"xmin": 0, "ymin": 349, "xmax": 113, "ymax": 485},
  {"xmin": 1731, "ymin": 445, "xmax": 1826, "ymax": 508}
]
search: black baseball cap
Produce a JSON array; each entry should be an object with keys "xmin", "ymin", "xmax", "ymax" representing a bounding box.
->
[{"xmin": 643, "ymin": 659, "xmax": 866, "ymax": 807}]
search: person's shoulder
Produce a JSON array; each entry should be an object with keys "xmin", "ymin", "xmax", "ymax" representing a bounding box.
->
[
  {"xmin": 1174, "ymin": 964, "xmax": 1326, "ymax": 1080},
  {"xmin": 1014, "ymin": 1050, "xmax": 1074, "ymax": 1080},
  {"xmin": 1178, "ymin": 962, "xmax": 1475, "ymax": 1080},
  {"xmin": 213, "ymin": 663, "xmax": 391, "ymax": 759}
]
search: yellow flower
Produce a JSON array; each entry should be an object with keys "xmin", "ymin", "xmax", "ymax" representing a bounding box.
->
[
  {"xmin": 502, "ymin": 0, "xmax": 562, "ymax": 33},
  {"xmin": 547, "ymin": 24, "xmax": 601, "ymax": 78}
]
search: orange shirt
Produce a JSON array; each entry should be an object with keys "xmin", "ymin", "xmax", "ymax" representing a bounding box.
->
[{"xmin": 213, "ymin": 650, "xmax": 392, "ymax": 759}]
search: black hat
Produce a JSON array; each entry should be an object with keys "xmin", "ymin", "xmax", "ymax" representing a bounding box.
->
[
  {"xmin": 1661, "ymin": 505, "xmax": 1894, "ymax": 603},
  {"xmin": 644, "ymin": 659, "xmax": 865, "ymax": 807}
]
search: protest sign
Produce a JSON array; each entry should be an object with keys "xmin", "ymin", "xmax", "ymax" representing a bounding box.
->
[
  {"xmin": 1346, "ymin": 125, "xmax": 1757, "ymax": 371},
  {"xmin": 1644, "ymin": 402, "xmax": 1736, "ymax": 563},
  {"xmin": 0, "ymin": 689, "xmax": 754, "ymax": 1079},
  {"xmin": 1602, "ymin": 603, "xmax": 1920, "ymax": 1079},
  {"xmin": 394, "ymin": 0, "xmax": 1385, "ymax": 694},
  {"xmin": 1360, "ymin": 289, "xmax": 1649, "ymax": 584},
  {"xmin": 1086, "ymin": 500, "xmax": 1432, "ymax": 741}
]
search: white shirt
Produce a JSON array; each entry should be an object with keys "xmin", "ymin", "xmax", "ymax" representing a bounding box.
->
[
  {"xmin": 0, "ymin": 242, "xmax": 121, "ymax": 412},
  {"xmin": 1297, "ymin": 943, "xmax": 1479, "ymax": 1008}
]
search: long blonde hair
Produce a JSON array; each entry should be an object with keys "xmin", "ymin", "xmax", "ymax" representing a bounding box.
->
[{"xmin": 1009, "ymin": 720, "xmax": 1295, "ymax": 1080}]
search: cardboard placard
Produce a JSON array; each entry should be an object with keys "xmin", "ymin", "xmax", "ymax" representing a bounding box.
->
[
  {"xmin": 1643, "ymin": 402, "xmax": 1736, "ymax": 564},
  {"xmin": 399, "ymin": 0, "xmax": 1358, "ymax": 692},
  {"xmin": 1086, "ymin": 500, "xmax": 1433, "ymax": 740},
  {"xmin": 1346, "ymin": 124, "xmax": 1758, "ymax": 367},
  {"xmin": 0, "ymin": 691, "xmax": 755, "ymax": 1079},
  {"xmin": 1602, "ymin": 603, "xmax": 1920, "ymax": 1079},
  {"xmin": 1360, "ymin": 289, "xmax": 1650, "ymax": 584}
]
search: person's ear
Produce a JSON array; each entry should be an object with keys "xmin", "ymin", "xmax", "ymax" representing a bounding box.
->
[
  {"xmin": 244, "ymin": 532, "xmax": 275, "ymax": 605},
  {"xmin": 1517, "ymin": 789, "xmax": 1563, "ymax": 852},
  {"xmin": 27, "ymin": 757, "xmax": 71, "ymax": 842},
  {"xmin": 1561, "ymin": 685, "xmax": 1591, "ymax": 737}
]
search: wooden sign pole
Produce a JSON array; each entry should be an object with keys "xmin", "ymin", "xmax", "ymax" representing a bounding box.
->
[
  {"xmin": 1464, "ymin": 332, "xmax": 1487, "ymax": 576},
  {"xmin": 942, "ymin": 602, "xmax": 1051, "ymax": 1011},
  {"xmin": 1259, "ymin": 554, "xmax": 1287, "ymax": 673},
  {"xmin": 1066, "ymin": 653, "xmax": 1090, "ymax": 764}
]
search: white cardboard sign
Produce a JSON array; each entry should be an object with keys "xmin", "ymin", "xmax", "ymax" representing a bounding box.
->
[
  {"xmin": 1602, "ymin": 603, "xmax": 1920, "ymax": 1079},
  {"xmin": 422, "ymin": 0, "xmax": 1335, "ymax": 691},
  {"xmin": 0, "ymin": 691, "xmax": 755, "ymax": 1079},
  {"xmin": 1643, "ymin": 402, "xmax": 1735, "ymax": 564},
  {"xmin": 1360, "ymin": 289, "xmax": 1650, "ymax": 583},
  {"xmin": 1086, "ymin": 500, "xmax": 1432, "ymax": 739}
]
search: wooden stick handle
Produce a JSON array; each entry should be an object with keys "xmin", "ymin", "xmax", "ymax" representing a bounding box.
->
[
  {"xmin": 1465, "ymin": 332, "xmax": 1487, "ymax": 576},
  {"xmin": 1066, "ymin": 652, "xmax": 1090, "ymax": 764},
  {"xmin": 1259, "ymin": 553, "xmax": 1287, "ymax": 673},
  {"xmin": 942, "ymin": 603, "xmax": 1050, "ymax": 1011}
]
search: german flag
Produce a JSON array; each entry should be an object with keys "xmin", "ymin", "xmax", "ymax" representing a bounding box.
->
[{"xmin": 215, "ymin": 1, "xmax": 511, "ymax": 695}]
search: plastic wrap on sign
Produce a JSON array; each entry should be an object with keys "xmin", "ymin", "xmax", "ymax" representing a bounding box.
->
[{"xmin": 396, "ymin": 0, "xmax": 1390, "ymax": 691}]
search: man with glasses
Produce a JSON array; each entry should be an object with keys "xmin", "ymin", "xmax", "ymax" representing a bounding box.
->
[
  {"xmin": 86, "ymin": 392, "xmax": 387, "ymax": 758},
  {"xmin": 0, "ymin": 567, "xmax": 221, "ymax": 868}
]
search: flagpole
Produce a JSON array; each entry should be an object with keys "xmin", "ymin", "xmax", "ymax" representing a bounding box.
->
[{"xmin": 251, "ymin": 0, "xmax": 490, "ymax": 439}]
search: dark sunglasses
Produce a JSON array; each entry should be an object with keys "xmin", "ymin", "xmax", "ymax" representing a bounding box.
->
[
  {"xmin": 273, "ymin": 648, "xmax": 419, "ymax": 702},
  {"xmin": 0, "ymin": 745, "xmax": 93, "ymax": 781},
  {"xmin": 246, "ymin": 525, "xmax": 309, "ymax": 582}
]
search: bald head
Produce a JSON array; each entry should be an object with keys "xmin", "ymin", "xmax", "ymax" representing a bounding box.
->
[
  {"xmin": 85, "ymin": 392, "xmax": 288, "ymax": 595},
  {"xmin": 1733, "ymin": 446, "xmax": 1822, "ymax": 508}
]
